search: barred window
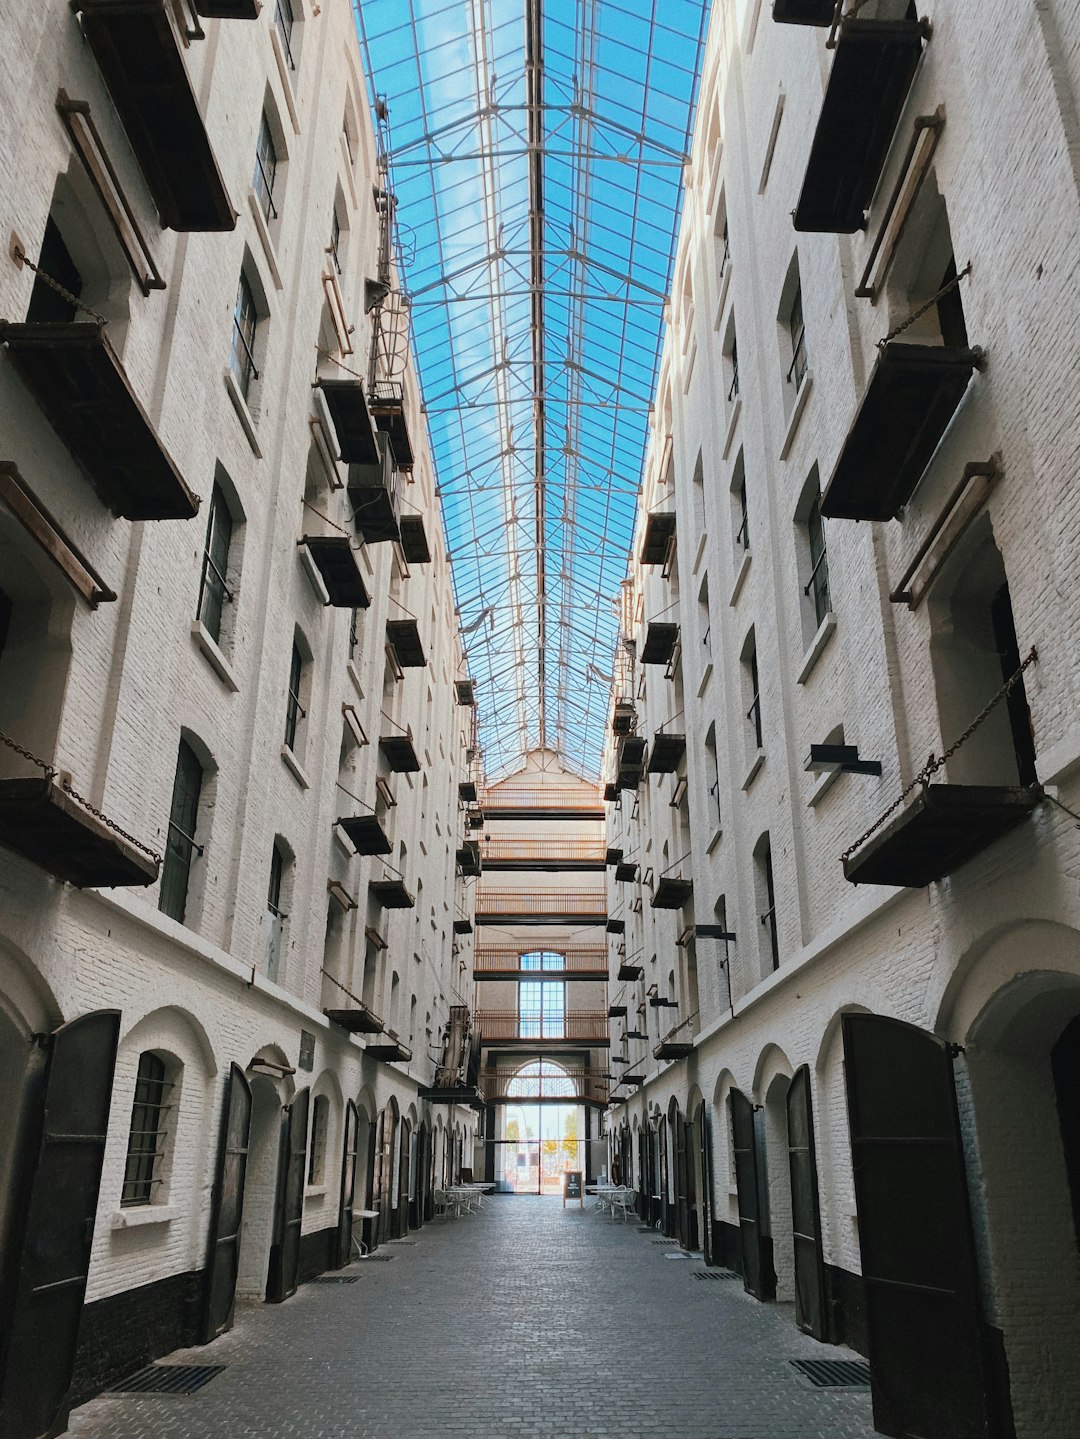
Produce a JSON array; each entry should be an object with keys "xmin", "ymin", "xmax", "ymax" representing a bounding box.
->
[{"xmin": 120, "ymin": 1053, "xmax": 173, "ymax": 1206}]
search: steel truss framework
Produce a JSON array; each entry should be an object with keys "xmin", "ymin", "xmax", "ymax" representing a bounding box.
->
[{"xmin": 355, "ymin": 0, "xmax": 710, "ymax": 778}]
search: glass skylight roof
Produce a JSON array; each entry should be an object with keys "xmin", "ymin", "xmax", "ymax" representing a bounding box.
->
[{"xmin": 354, "ymin": 1, "xmax": 710, "ymax": 779}]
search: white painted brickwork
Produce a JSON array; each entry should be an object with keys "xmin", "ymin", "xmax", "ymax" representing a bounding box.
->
[
  {"xmin": 0, "ymin": 0, "xmax": 475, "ymax": 1316},
  {"xmin": 605, "ymin": 3, "xmax": 1080, "ymax": 1436}
]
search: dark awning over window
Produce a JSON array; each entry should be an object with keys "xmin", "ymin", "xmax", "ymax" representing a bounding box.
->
[
  {"xmin": 773, "ymin": 0, "xmax": 835, "ymax": 24},
  {"xmin": 640, "ymin": 622, "xmax": 679, "ymax": 665},
  {"xmin": 0, "ymin": 775, "xmax": 159, "ymax": 887},
  {"xmin": 338, "ymin": 814, "xmax": 393, "ymax": 855},
  {"xmin": 652, "ymin": 876, "xmax": 693, "ymax": 909},
  {"xmin": 365, "ymin": 1038, "xmax": 413, "ymax": 1063},
  {"xmin": 195, "ymin": 0, "xmax": 259, "ymax": 16},
  {"xmin": 648, "ymin": 732, "xmax": 686, "ymax": 774},
  {"xmin": 821, "ymin": 342, "xmax": 981, "ymax": 521},
  {"xmin": 399, "ymin": 514, "xmax": 431, "ymax": 564},
  {"xmin": 301, "ymin": 536, "xmax": 370, "ymax": 607},
  {"xmin": 0, "ymin": 462, "xmax": 116, "ymax": 606},
  {"xmin": 794, "ymin": 19, "xmax": 925, "ymax": 234},
  {"xmin": 321, "ymin": 381, "xmax": 380, "ymax": 464},
  {"xmin": 79, "ymin": 0, "xmax": 235, "ymax": 231},
  {"xmin": 324, "ymin": 1001, "xmax": 384, "ymax": 1034},
  {"xmin": 379, "ymin": 733, "xmax": 420, "ymax": 772},
  {"xmin": 386, "ymin": 618, "xmax": 426, "ymax": 667},
  {"xmin": 369, "ymin": 878, "xmax": 416, "ymax": 909},
  {"xmin": 1, "ymin": 323, "xmax": 198, "ymax": 520},
  {"xmin": 843, "ymin": 784, "xmax": 1039, "ymax": 887},
  {"xmin": 654, "ymin": 1040, "xmax": 694, "ymax": 1061},
  {"xmin": 640, "ymin": 510, "xmax": 676, "ymax": 566}
]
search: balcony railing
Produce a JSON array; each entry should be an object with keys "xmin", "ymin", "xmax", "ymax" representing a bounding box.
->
[
  {"xmin": 480, "ymin": 784, "xmax": 603, "ymax": 814},
  {"xmin": 480, "ymin": 1065, "xmax": 609, "ymax": 1107},
  {"xmin": 477, "ymin": 1011, "xmax": 609, "ymax": 1043},
  {"xmin": 474, "ymin": 888, "xmax": 607, "ymax": 922},
  {"xmin": 474, "ymin": 945, "xmax": 608, "ymax": 978},
  {"xmin": 480, "ymin": 836, "xmax": 606, "ymax": 868}
]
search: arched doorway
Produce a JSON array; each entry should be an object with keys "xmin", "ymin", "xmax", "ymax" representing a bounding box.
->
[
  {"xmin": 762, "ymin": 1070, "xmax": 794, "ymax": 1302},
  {"xmin": 235, "ymin": 1075, "xmax": 283, "ymax": 1299},
  {"xmin": 501, "ymin": 1059, "xmax": 582, "ymax": 1193},
  {"xmin": 377, "ymin": 1099, "xmax": 398, "ymax": 1245}
]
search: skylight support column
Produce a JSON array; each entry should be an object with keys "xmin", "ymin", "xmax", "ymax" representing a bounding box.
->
[{"xmin": 526, "ymin": 0, "xmax": 548, "ymax": 750}]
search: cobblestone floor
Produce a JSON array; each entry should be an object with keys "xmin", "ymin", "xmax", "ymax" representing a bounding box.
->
[{"xmin": 69, "ymin": 1196, "xmax": 877, "ymax": 1439}]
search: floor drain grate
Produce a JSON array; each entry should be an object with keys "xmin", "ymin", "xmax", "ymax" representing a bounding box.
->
[
  {"xmin": 363, "ymin": 1253, "xmax": 394, "ymax": 1261},
  {"xmin": 692, "ymin": 1270, "xmax": 739, "ymax": 1280},
  {"xmin": 388, "ymin": 1239, "xmax": 417, "ymax": 1245},
  {"xmin": 312, "ymin": 1275, "xmax": 361, "ymax": 1284},
  {"xmin": 791, "ymin": 1359, "xmax": 872, "ymax": 1388},
  {"xmin": 110, "ymin": 1365, "xmax": 226, "ymax": 1395},
  {"xmin": 651, "ymin": 1238, "xmax": 675, "ymax": 1245}
]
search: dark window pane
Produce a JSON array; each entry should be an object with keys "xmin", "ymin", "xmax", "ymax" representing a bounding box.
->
[
  {"xmin": 160, "ymin": 740, "xmax": 202, "ymax": 923},
  {"xmin": 27, "ymin": 217, "xmax": 82, "ymax": 324},
  {"xmin": 198, "ymin": 484, "xmax": 234, "ymax": 642},
  {"xmin": 253, "ymin": 114, "xmax": 278, "ymax": 222},
  {"xmin": 284, "ymin": 643, "xmax": 304, "ymax": 749},
  {"xmin": 121, "ymin": 1052, "xmax": 169, "ymax": 1206},
  {"xmin": 230, "ymin": 272, "xmax": 258, "ymax": 400}
]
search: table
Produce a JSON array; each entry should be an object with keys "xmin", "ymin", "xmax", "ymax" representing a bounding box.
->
[{"xmin": 351, "ymin": 1208, "xmax": 381, "ymax": 1257}]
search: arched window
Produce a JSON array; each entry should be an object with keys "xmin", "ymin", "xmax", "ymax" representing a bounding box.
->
[
  {"xmin": 121, "ymin": 1052, "xmax": 176, "ymax": 1206},
  {"xmin": 520, "ymin": 950, "xmax": 564, "ymax": 971},
  {"xmin": 507, "ymin": 1059, "xmax": 575, "ymax": 1101}
]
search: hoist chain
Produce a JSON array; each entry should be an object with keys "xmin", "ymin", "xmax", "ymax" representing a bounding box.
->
[
  {"xmin": 879, "ymin": 262, "xmax": 972, "ymax": 349},
  {"xmin": 840, "ymin": 646, "xmax": 1039, "ymax": 864},
  {"xmin": 13, "ymin": 246, "xmax": 108, "ymax": 326}
]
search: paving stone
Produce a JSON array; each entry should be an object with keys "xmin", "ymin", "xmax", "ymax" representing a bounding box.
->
[{"xmin": 68, "ymin": 1197, "xmax": 876, "ymax": 1439}]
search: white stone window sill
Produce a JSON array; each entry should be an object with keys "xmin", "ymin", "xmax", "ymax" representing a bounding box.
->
[
  {"xmin": 728, "ymin": 548, "xmax": 751, "ymax": 607},
  {"xmin": 247, "ymin": 191, "xmax": 283, "ymax": 292},
  {"xmin": 723, "ymin": 395, "xmax": 742, "ymax": 460},
  {"xmin": 110, "ymin": 1205, "xmax": 175, "ymax": 1230},
  {"xmin": 779, "ymin": 371, "xmax": 813, "ymax": 461},
  {"xmin": 796, "ymin": 612, "xmax": 837, "ymax": 685},
  {"xmin": 223, "ymin": 368, "xmax": 262, "ymax": 458},
  {"xmin": 299, "ymin": 543, "xmax": 331, "ymax": 605},
  {"xmin": 270, "ymin": 29, "xmax": 301, "ymax": 134},
  {"xmin": 305, "ymin": 1185, "xmax": 327, "ymax": 1200},
  {"xmin": 696, "ymin": 661, "xmax": 713, "ymax": 698},
  {"xmin": 191, "ymin": 620, "xmax": 240, "ymax": 692},
  {"xmin": 706, "ymin": 827, "xmax": 723, "ymax": 855},
  {"xmin": 281, "ymin": 743, "xmax": 310, "ymax": 789},
  {"xmin": 742, "ymin": 749, "xmax": 765, "ymax": 791},
  {"xmin": 807, "ymin": 764, "xmax": 843, "ymax": 808}
]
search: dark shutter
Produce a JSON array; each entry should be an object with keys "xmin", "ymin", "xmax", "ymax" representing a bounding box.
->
[
  {"xmin": 658, "ymin": 1117, "xmax": 670, "ymax": 1235},
  {"xmin": 786, "ymin": 1066, "xmax": 827, "ymax": 1339},
  {"xmin": 672, "ymin": 1108, "xmax": 689, "ymax": 1247},
  {"xmin": 0, "ymin": 1010, "xmax": 120, "ymax": 1439},
  {"xmin": 730, "ymin": 1088, "xmax": 775, "ymax": 1300},
  {"xmin": 201, "ymin": 1063, "xmax": 252, "ymax": 1341},
  {"xmin": 697, "ymin": 1109, "xmax": 715, "ymax": 1267},
  {"xmin": 336, "ymin": 1099, "xmax": 359, "ymax": 1269},
  {"xmin": 394, "ymin": 1120, "xmax": 410, "ymax": 1238},
  {"xmin": 842, "ymin": 1014, "xmax": 990, "ymax": 1439},
  {"xmin": 266, "ymin": 1087, "xmax": 308, "ymax": 1303},
  {"xmin": 683, "ymin": 1117, "xmax": 698, "ymax": 1250}
]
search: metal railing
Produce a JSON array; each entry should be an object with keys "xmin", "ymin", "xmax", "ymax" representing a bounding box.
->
[
  {"xmin": 475, "ymin": 889, "xmax": 607, "ymax": 917},
  {"xmin": 480, "ymin": 785, "xmax": 602, "ymax": 810},
  {"xmin": 481, "ymin": 836, "xmax": 607, "ymax": 864},
  {"xmin": 474, "ymin": 945, "xmax": 608, "ymax": 975}
]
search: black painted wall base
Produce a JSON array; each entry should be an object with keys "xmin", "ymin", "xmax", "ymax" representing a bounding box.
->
[
  {"xmin": 70, "ymin": 1269, "xmax": 206, "ymax": 1408},
  {"xmin": 298, "ymin": 1226, "xmax": 338, "ymax": 1285}
]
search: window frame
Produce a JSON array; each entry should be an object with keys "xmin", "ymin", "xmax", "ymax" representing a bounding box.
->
[
  {"xmin": 120, "ymin": 1052, "xmax": 173, "ymax": 1207},
  {"xmin": 197, "ymin": 482, "xmax": 234, "ymax": 643},
  {"xmin": 230, "ymin": 269, "xmax": 259, "ymax": 401},
  {"xmin": 284, "ymin": 641, "xmax": 306, "ymax": 751},
  {"xmin": 274, "ymin": 0, "xmax": 296, "ymax": 69},
  {"xmin": 253, "ymin": 112, "xmax": 279, "ymax": 223},
  {"xmin": 160, "ymin": 739, "xmax": 203, "ymax": 924},
  {"xmin": 786, "ymin": 281, "xmax": 807, "ymax": 390}
]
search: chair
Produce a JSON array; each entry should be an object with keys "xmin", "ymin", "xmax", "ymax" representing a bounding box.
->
[
  {"xmin": 433, "ymin": 1188, "xmax": 451, "ymax": 1220},
  {"xmin": 611, "ymin": 1187, "xmax": 636, "ymax": 1222}
]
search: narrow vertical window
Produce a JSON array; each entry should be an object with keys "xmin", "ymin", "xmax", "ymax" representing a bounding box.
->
[
  {"xmin": 121, "ymin": 1052, "xmax": 171, "ymax": 1206},
  {"xmin": 230, "ymin": 270, "xmax": 259, "ymax": 400},
  {"xmin": 329, "ymin": 207, "xmax": 342, "ymax": 274},
  {"xmin": 308, "ymin": 1095, "xmax": 329, "ymax": 1185},
  {"xmin": 727, "ymin": 332, "xmax": 740, "ymax": 402},
  {"xmin": 705, "ymin": 723, "xmax": 722, "ymax": 830},
  {"xmin": 197, "ymin": 483, "xmax": 234, "ymax": 643},
  {"xmin": 265, "ymin": 841, "xmax": 287, "ymax": 981},
  {"xmin": 745, "ymin": 639, "xmax": 762, "ymax": 750},
  {"xmin": 786, "ymin": 281, "xmax": 807, "ymax": 390},
  {"xmin": 274, "ymin": 0, "xmax": 296, "ymax": 68},
  {"xmin": 284, "ymin": 640, "xmax": 305, "ymax": 751},
  {"xmin": 759, "ymin": 840, "xmax": 779, "ymax": 970},
  {"xmin": 253, "ymin": 113, "xmax": 278, "ymax": 222},
  {"xmin": 160, "ymin": 740, "xmax": 202, "ymax": 923},
  {"xmin": 805, "ymin": 491, "xmax": 830, "ymax": 627}
]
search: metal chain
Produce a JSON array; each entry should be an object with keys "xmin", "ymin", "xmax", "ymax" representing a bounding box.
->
[
  {"xmin": 840, "ymin": 646, "xmax": 1039, "ymax": 863},
  {"xmin": 14, "ymin": 247, "xmax": 108, "ymax": 326},
  {"xmin": 879, "ymin": 262, "xmax": 971, "ymax": 349},
  {"xmin": 0, "ymin": 727, "xmax": 161, "ymax": 864}
]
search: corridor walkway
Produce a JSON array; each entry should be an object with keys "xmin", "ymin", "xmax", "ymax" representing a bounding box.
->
[{"xmin": 69, "ymin": 1198, "xmax": 876, "ymax": 1439}]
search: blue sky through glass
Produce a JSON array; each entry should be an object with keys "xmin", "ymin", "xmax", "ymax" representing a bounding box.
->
[{"xmin": 354, "ymin": 1, "xmax": 710, "ymax": 779}]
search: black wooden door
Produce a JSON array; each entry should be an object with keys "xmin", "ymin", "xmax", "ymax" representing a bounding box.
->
[
  {"xmin": 697, "ymin": 1108, "xmax": 714, "ymax": 1267},
  {"xmin": 0, "ymin": 1009, "xmax": 120, "ymax": 1439},
  {"xmin": 336, "ymin": 1099, "xmax": 359, "ymax": 1269},
  {"xmin": 378, "ymin": 1109, "xmax": 396, "ymax": 1245},
  {"xmin": 202, "ymin": 1063, "xmax": 252, "ymax": 1340},
  {"xmin": 395, "ymin": 1120, "xmax": 410, "ymax": 1237},
  {"xmin": 658, "ymin": 1118, "xmax": 670, "ymax": 1234},
  {"xmin": 266, "ymin": 1087, "xmax": 309, "ymax": 1303},
  {"xmin": 672, "ymin": 1109, "xmax": 689, "ymax": 1247},
  {"xmin": 683, "ymin": 1117, "xmax": 698, "ymax": 1250},
  {"xmin": 843, "ymin": 1014, "xmax": 990, "ymax": 1439},
  {"xmin": 364, "ymin": 1116, "xmax": 379, "ymax": 1251},
  {"xmin": 730, "ymin": 1088, "xmax": 775, "ymax": 1300},
  {"xmin": 786, "ymin": 1066, "xmax": 827, "ymax": 1339}
]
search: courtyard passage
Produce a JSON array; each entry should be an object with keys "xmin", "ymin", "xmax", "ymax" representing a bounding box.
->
[{"xmin": 70, "ymin": 1197, "xmax": 876, "ymax": 1439}]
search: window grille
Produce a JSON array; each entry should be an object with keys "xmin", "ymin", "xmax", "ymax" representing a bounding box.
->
[
  {"xmin": 197, "ymin": 484, "xmax": 234, "ymax": 643},
  {"xmin": 787, "ymin": 282, "xmax": 807, "ymax": 389},
  {"xmin": 804, "ymin": 493, "xmax": 831, "ymax": 626},
  {"xmin": 160, "ymin": 740, "xmax": 203, "ymax": 923},
  {"xmin": 230, "ymin": 271, "xmax": 259, "ymax": 400},
  {"xmin": 253, "ymin": 114, "xmax": 278, "ymax": 223},
  {"xmin": 121, "ymin": 1053, "xmax": 173, "ymax": 1206},
  {"xmin": 274, "ymin": 0, "xmax": 295, "ymax": 69},
  {"xmin": 284, "ymin": 642, "xmax": 305, "ymax": 750}
]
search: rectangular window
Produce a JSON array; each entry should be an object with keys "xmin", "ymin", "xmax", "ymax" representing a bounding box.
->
[
  {"xmin": 275, "ymin": 0, "xmax": 296, "ymax": 68},
  {"xmin": 518, "ymin": 980, "xmax": 565, "ymax": 1038},
  {"xmin": 761, "ymin": 842, "xmax": 779, "ymax": 970},
  {"xmin": 197, "ymin": 483, "xmax": 234, "ymax": 642},
  {"xmin": 746, "ymin": 643, "xmax": 762, "ymax": 749},
  {"xmin": 253, "ymin": 113, "xmax": 278, "ymax": 223},
  {"xmin": 160, "ymin": 740, "xmax": 202, "ymax": 923},
  {"xmin": 307, "ymin": 1096, "xmax": 328, "ymax": 1185},
  {"xmin": 284, "ymin": 641, "xmax": 305, "ymax": 750},
  {"xmin": 329, "ymin": 208, "xmax": 342, "ymax": 274},
  {"xmin": 805, "ymin": 493, "xmax": 830, "ymax": 626},
  {"xmin": 121, "ymin": 1052, "xmax": 172, "ymax": 1206},
  {"xmin": 230, "ymin": 271, "xmax": 259, "ymax": 401},
  {"xmin": 787, "ymin": 282, "xmax": 807, "ymax": 389},
  {"xmin": 727, "ymin": 333, "xmax": 740, "ymax": 403},
  {"xmin": 265, "ymin": 843, "xmax": 287, "ymax": 982}
]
